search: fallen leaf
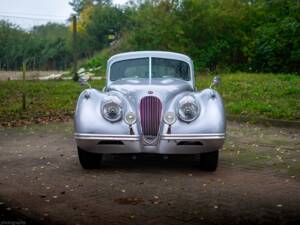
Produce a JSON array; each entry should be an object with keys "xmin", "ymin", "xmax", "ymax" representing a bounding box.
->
[{"xmin": 114, "ymin": 197, "xmax": 144, "ymax": 205}]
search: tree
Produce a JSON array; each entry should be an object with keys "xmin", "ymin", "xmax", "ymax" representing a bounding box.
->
[{"xmin": 69, "ymin": 0, "xmax": 112, "ymax": 15}]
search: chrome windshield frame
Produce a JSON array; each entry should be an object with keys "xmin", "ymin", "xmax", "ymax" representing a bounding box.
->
[{"xmin": 106, "ymin": 51, "xmax": 195, "ymax": 89}]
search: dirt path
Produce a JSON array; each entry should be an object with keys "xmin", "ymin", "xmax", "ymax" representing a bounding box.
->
[
  {"xmin": 0, "ymin": 122, "xmax": 299, "ymax": 225},
  {"xmin": 0, "ymin": 71, "xmax": 65, "ymax": 80}
]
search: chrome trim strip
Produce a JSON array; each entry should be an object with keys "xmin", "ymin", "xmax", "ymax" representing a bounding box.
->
[
  {"xmin": 161, "ymin": 133, "xmax": 225, "ymax": 140},
  {"xmin": 74, "ymin": 133, "xmax": 140, "ymax": 141},
  {"xmin": 75, "ymin": 133, "xmax": 225, "ymax": 141}
]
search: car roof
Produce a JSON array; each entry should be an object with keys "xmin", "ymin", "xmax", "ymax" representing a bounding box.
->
[{"xmin": 108, "ymin": 51, "xmax": 193, "ymax": 65}]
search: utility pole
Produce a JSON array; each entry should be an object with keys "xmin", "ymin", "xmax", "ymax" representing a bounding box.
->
[{"xmin": 72, "ymin": 15, "xmax": 78, "ymax": 81}]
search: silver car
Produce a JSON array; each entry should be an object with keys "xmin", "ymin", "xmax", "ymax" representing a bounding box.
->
[{"xmin": 74, "ymin": 51, "xmax": 226, "ymax": 171}]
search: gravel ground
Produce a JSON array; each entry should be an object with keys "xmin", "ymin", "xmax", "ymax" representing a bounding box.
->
[{"xmin": 0, "ymin": 121, "xmax": 299, "ymax": 225}]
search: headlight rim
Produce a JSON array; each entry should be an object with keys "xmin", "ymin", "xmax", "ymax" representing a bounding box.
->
[
  {"xmin": 177, "ymin": 95, "xmax": 200, "ymax": 123},
  {"xmin": 101, "ymin": 96, "xmax": 123, "ymax": 122}
]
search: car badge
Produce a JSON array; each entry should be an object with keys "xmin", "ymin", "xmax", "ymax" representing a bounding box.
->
[{"xmin": 148, "ymin": 90, "xmax": 154, "ymax": 94}]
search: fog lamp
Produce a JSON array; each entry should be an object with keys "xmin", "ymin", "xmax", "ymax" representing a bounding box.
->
[
  {"xmin": 164, "ymin": 112, "xmax": 177, "ymax": 125},
  {"xmin": 124, "ymin": 112, "xmax": 136, "ymax": 125}
]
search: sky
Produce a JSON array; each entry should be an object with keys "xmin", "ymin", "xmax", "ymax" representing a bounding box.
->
[{"xmin": 0, "ymin": 0, "xmax": 128, "ymax": 29}]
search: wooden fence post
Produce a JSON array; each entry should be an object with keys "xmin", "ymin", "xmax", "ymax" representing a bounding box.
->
[{"xmin": 22, "ymin": 62, "xmax": 26, "ymax": 110}]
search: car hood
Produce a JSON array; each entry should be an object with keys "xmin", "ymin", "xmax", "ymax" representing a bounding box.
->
[{"xmin": 106, "ymin": 78, "xmax": 194, "ymax": 103}]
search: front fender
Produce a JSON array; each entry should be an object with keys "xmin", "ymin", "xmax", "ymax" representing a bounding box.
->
[
  {"xmin": 162, "ymin": 88, "xmax": 226, "ymax": 135},
  {"xmin": 74, "ymin": 88, "xmax": 138, "ymax": 135}
]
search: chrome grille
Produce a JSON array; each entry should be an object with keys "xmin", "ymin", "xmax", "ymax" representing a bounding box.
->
[{"xmin": 140, "ymin": 96, "xmax": 162, "ymax": 139}]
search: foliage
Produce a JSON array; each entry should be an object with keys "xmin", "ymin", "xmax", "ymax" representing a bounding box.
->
[
  {"xmin": 0, "ymin": 0, "xmax": 299, "ymax": 73},
  {"xmin": 0, "ymin": 21, "xmax": 30, "ymax": 70},
  {"xmin": 79, "ymin": 0, "xmax": 300, "ymax": 74},
  {"xmin": 0, "ymin": 73, "xmax": 299, "ymax": 126},
  {"xmin": 81, "ymin": 48, "xmax": 111, "ymax": 75},
  {"xmin": 69, "ymin": 0, "xmax": 112, "ymax": 15},
  {"xmin": 0, "ymin": 22, "xmax": 72, "ymax": 70}
]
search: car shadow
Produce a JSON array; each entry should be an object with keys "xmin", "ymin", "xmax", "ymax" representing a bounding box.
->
[{"xmin": 100, "ymin": 154, "xmax": 204, "ymax": 172}]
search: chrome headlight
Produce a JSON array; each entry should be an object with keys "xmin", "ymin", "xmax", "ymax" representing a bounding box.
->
[
  {"xmin": 101, "ymin": 96, "xmax": 122, "ymax": 122},
  {"xmin": 177, "ymin": 95, "xmax": 199, "ymax": 122}
]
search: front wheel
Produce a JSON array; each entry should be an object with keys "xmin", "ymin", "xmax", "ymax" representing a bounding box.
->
[
  {"xmin": 77, "ymin": 147, "xmax": 103, "ymax": 169},
  {"xmin": 199, "ymin": 151, "xmax": 219, "ymax": 171}
]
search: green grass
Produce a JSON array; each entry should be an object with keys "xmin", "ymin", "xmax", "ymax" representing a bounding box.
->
[
  {"xmin": 0, "ymin": 80, "xmax": 105, "ymax": 126},
  {"xmin": 196, "ymin": 73, "xmax": 300, "ymax": 120},
  {"xmin": 0, "ymin": 73, "xmax": 299, "ymax": 126}
]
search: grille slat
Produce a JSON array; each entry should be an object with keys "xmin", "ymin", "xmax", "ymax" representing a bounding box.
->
[{"xmin": 140, "ymin": 96, "xmax": 162, "ymax": 139}]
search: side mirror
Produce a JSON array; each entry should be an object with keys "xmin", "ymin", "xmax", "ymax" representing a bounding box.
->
[
  {"xmin": 210, "ymin": 76, "xmax": 221, "ymax": 89},
  {"xmin": 78, "ymin": 76, "xmax": 91, "ymax": 88}
]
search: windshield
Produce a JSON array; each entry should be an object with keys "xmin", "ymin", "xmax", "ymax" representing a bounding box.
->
[
  {"xmin": 110, "ymin": 58, "xmax": 149, "ymax": 81},
  {"xmin": 110, "ymin": 57, "xmax": 190, "ymax": 81},
  {"xmin": 152, "ymin": 58, "xmax": 190, "ymax": 81}
]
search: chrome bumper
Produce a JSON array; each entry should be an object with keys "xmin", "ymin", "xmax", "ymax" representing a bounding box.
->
[
  {"xmin": 74, "ymin": 133, "xmax": 225, "ymax": 154},
  {"xmin": 160, "ymin": 133, "xmax": 225, "ymax": 140},
  {"xmin": 74, "ymin": 133, "xmax": 140, "ymax": 141},
  {"xmin": 74, "ymin": 133, "xmax": 225, "ymax": 141}
]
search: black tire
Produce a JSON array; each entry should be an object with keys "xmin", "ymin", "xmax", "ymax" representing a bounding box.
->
[
  {"xmin": 199, "ymin": 151, "xmax": 219, "ymax": 171},
  {"xmin": 77, "ymin": 147, "xmax": 103, "ymax": 169}
]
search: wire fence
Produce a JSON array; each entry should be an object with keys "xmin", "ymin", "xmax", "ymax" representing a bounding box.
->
[{"xmin": 0, "ymin": 13, "xmax": 68, "ymax": 30}]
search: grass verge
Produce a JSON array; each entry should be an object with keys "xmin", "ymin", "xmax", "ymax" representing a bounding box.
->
[
  {"xmin": 196, "ymin": 73, "xmax": 300, "ymax": 121},
  {"xmin": 0, "ymin": 73, "xmax": 299, "ymax": 126},
  {"xmin": 0, "ymin": 79, "xmax": 105, "ymax": 126}
]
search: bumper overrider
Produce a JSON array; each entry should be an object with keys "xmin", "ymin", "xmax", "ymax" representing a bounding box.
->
[{"xmin": 74, "ymin": 133, "xmax": 225, "ymax": 154}]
